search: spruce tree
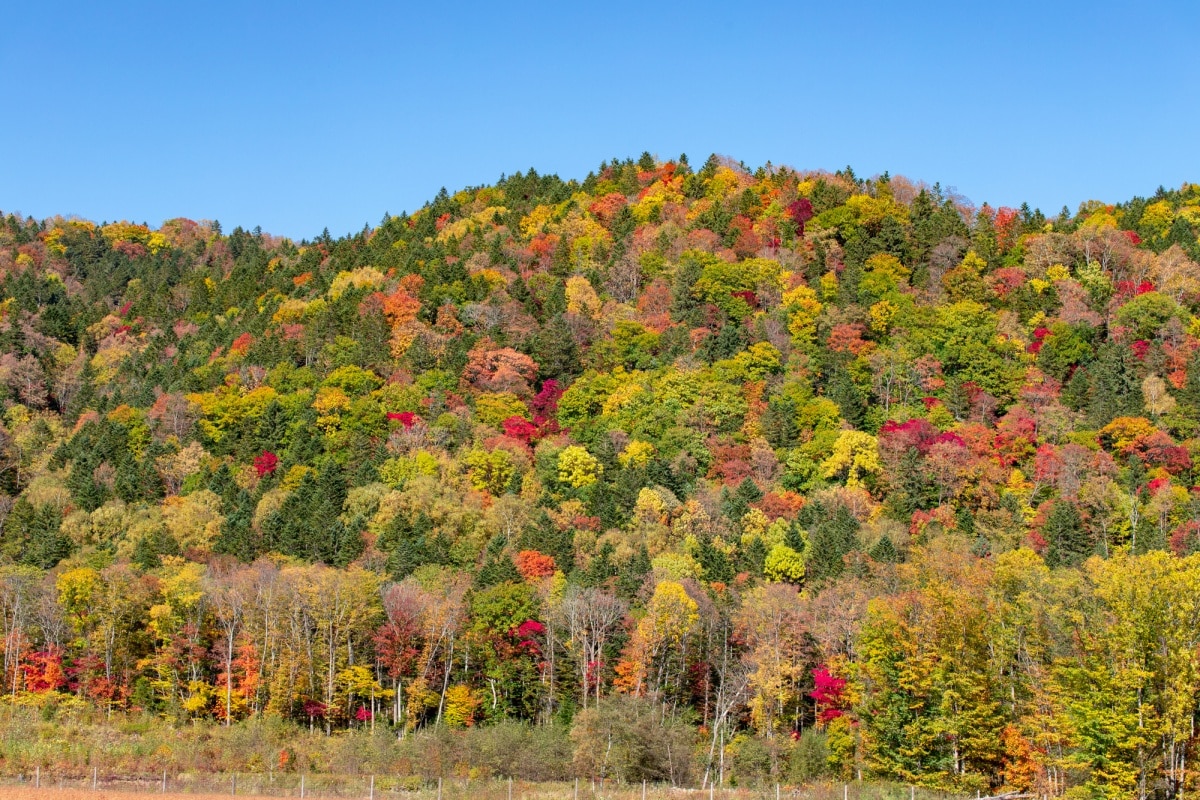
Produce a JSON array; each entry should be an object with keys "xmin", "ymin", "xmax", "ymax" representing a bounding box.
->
[
  {"xmin": 1044, "ymin": 501, "xmax": 1091, "ymax": 568},
  {"xmin": 1088, "ymin": 342, "xmax": 1144, "ymax": 427},
  {"xmin": 519, "ymin": 511, "xmax": 575, "ymax": 575},
  {"xmin": 869, "ymin": 535, "xmax": 899, "ymax": 564},
  {"xmin": 807, "ymin": 505, "xmax": 861, "ymax": 582},
  {"xmin": 618, "ymin": 545, "xmax": 652, "ymax": 599}
]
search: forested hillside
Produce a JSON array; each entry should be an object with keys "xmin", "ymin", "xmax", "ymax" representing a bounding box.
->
[{"xmin": 2, "ymin": 154, "xmax": 1200, "ymax": 797}]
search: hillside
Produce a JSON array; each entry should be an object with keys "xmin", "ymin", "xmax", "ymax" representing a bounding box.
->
[{"xmin": 2, "ymin": 154, "xmax": 1200, "ymax": 797}]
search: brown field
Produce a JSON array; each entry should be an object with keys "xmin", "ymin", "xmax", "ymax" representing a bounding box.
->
[
  {"xmin": 0, "ymin": 791, "xmax": 245, "ymax": 800},
  {"xmin": 0, "ymin": 782, "xmax": 936, "ymax": 800},
  {"xmin": 0, "ymin": 786, "xmax": 800, "ymax": 800}
]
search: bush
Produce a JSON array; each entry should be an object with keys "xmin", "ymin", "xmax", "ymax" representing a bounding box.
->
[
  {"xmin": 789, "ymin": 728, "xmax": 831, "ymax": 784},
  {"xmin": 569, "ymin": 695, "xmax": 697, "ymax": 785}
]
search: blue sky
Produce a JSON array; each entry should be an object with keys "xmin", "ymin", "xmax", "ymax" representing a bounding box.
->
[{"xmin": 2, "ymin": 1, "xmax": 1197, "ymax": 240}]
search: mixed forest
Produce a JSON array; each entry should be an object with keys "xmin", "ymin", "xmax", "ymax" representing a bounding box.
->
[{"xmin": 2, "ymin": 154, "xmax": 1200, "ymax": 798}]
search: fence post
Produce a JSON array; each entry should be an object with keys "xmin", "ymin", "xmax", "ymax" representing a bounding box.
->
[
  {"xmin": 777, "ymin": 783, "xmax": 781, "ymax": 800},
  {"xmin": 370, "ymin": 774, "xmax": 375, "ymax": 800},
  {"xmin": 232, "ymin": 773, "xmax": 237, "ymax": 796},
  {"xmin": 437, "ymin": 776, "xmax": 442, "ymax": 800},
  {"xmin": 574, "ymin": 777, "xmax": 578, "ymax": 800},
  {"xmin": 162, "ymin": 769, "xmax": 167, "ymax": 793},
  {"xmin": 844, "ymin": 784, "xmax": 848, "ymax": 800},
  {"xmin": 642, "ymin": 778, "xmax": 647, "ymax": 800},
  {"xmin": 300, "ymin": 775, "xmax": 305, "ymax": 798},
  {"xmin": 35, "ymin": 766, "xmax": 39, "ymax": 788},
  {"xmin": 93, "ymin": 766, "xmax": 97, "ymax": 790},
  {"xmin": 508, "ymin": 776, "xmax": 513, "ymax": 800}
]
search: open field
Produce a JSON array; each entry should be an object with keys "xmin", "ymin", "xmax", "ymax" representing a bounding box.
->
[{"xmin": 0, "ymin": 780, "xmax": 958, "ymax": 800}]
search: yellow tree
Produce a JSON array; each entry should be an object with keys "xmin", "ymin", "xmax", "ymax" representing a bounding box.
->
[
  {"xmin": 615, "ymin": 580, "xmax": 698, "ymax": 702},
  {"xmin": 822, "ymin": 430, "xmax": 881, "ymax": 489},
  {"xmin": 735, "ymin": 584, "xmax": 810, "ymax": 738}
]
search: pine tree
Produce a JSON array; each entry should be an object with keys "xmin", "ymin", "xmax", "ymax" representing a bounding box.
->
[
  {"xmin": 739, "ymin": 536, "xmax": 769, "ymax": 577},
  {"xmin": 618, "ymin": 545, "xmax": 652, "ymax": 598},
  {"xmin": 529, "ymin": 315, "xmax": 578, "ymax": 383},
  {"xmin": 762, "ymin": 395, "xmax": 799, "ymax": 449},
  {"xmin": 696, "ymin": 536, "xmax": 734, "ymax": 584},
  {"xmin": 475, "ymin": 533, "xmax": 521, "ymax": 589},
  {"xmin": 262, "ymin": 462, "xmax": 358, "ymax": 565},
  {"xmin": 1088, "ymin": 342, "xmax": 1144, "ymax": 427},
  {"xmin": 3, "ymin": 498, "xmax": 69, "ymax": 568},
  {"xmin": 869, "ymin": 535, "xmax": 899, "ymax": 563},
  {"xmin": 1044, "ymin": 501, "xmax": 1091, "ymax": 568},
  {"xmin": 214, "ymin": 491, "xmax": 256, "ymax": 562},
  {"xmin": 518, "ymin": 511, "xmax": 575, "ymax": 575},
  {"xmin": 722, "ymin": 477, "xmax": 763, "ymax": 521},
  {"xmin": 807, "ymin": 505, "xmax": 861, "ymax": 582},
  {"xmin": 133, "ymin": 529, "xmax": 181, "ymax": 571}
]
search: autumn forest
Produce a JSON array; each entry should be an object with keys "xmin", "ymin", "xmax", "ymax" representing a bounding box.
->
[{"xmin": 2, "ymin": 154, "xmax": 1200, "ymax": 798}]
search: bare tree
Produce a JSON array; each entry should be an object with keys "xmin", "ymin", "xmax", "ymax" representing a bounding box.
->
[
  {"xmin": 0, "ymin": 566, "xmax": 38, "ymax": 695},
  {"xmin": 207, "ymin": 566, "xmax": 249, "ymax": 726},
  {"xmin": 556, "ymin": 586, "xmax": 627, "ymax": 709}
]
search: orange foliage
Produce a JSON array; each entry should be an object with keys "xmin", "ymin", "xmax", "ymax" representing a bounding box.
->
[
  {"xmin": 755, "ymin": 491, "xmax": 806, "ymax": 521},
  {"xmin": 229, "ymin": 333, "xmax": 253, "ymax": 356},
  {"xmin": 513, "ymin": 550, "xmax": 557, "ymax": 581}
]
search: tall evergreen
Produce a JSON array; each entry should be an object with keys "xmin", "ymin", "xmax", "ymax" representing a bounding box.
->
[
  {"xmin": 806, "ymin": 504, "xmax": 861, "ymax": 582},
  {"xmin": 1044, "ymin": 501, "xmax": 1090, "ymax": 568}
]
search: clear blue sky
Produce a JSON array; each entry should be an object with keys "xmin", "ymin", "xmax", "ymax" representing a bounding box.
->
[{"xmin": 2, "ymin": 1, "xmax": 1197, "ymax": 240}]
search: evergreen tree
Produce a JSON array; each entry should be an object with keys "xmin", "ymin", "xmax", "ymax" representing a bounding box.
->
[
  {"xmin": 869, "ymin": 535, "xmax": 899, "ymax": 563},
  {"xmin": 133, "ymin": 529, "xmax": 182, "ymax": 571},
  {"xmin": 475, "ymin": 534, "xmax": 522, "ymax": 588},
  {"xmin": 1044, "ymin": 501, "xmax": 1091, "ymax": 568},
  {"xmin": 761, "ymin": 395, "xmax": 799, "ymax": 449},
  {"xmin": 807, "ymin": 505, "xmax": 861, "ymax": 582},
  {"xmin": 696, "ymin": 536, "xmax": 734, "ymax": 584},
  {"xmin": 826, "ymin": 366, "xmax": 867, "ymax": 429},
  {"xmin": 582, "ymin": 540, "xmax": 618, "ymax": 588},
  {"xmin": 529, "ymin": 315, "xmax": 578, "ymax": 383},
  {"xmin": 722, "ymin": 477, "xmax": 763, "ymax": 521},
  {"xmin": 618, "ymin": 545, "xmax": 652, "ymax": 598},
  {"xmin": 2, "ymin": 498, "xmax": 69, "ymax": 568},
  {"xmin": 262, "ymin": 462, "xmax": 360, "ymax": 565},
  {"xmin": 1088, "ymin": 342, "xmax": 1144, "ymax": 427},
  {"xmin": 214, "ymin": 490, "xmax": 257, "ymax": 562},
  {"xmin": 518, "ymin": 511, "xmax": 575, "ymax": 575},
  {"xmin": 738, "ymin": 535, "xmax": 768, "ymax": 578}
]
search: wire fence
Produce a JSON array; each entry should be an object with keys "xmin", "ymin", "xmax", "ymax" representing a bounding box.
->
[{"xmin": 0, "ymin": 772, "xmax": 969, "ymax": 800}]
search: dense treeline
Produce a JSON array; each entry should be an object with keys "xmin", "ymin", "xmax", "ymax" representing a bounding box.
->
[{"xmin": 1, "ymin": 154, "xmax": 1200, "ymax": 798}]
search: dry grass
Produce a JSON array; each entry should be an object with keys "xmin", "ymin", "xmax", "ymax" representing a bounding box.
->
[
  {"xmin": 0, "ymin": 779, "xmax": 954, "ymax": 800},
  {"xmin": 0, "ymin": 790, "xmax": 258, "ymax": 800},
  {"xmin": 0, "ymin": 786, "xmax": 786, "ymax": 800}
]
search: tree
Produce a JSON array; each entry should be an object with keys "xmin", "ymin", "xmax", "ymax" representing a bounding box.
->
[
  {"xmin": 822, "ymin": 431, "xmax": 881, "ymax": 489},
  {"xmin": 554, "ymin": 586, "xmax": 627, "ymax": 709},
  {"xmin": 736, "ymin": 584, "xmax": 810, "ymax": 740},
  {"xmin": 806, "ymin": 505, "xmax": 861, "ymax": 583},
  {"xmin": 557, "ymin": 446, "xmax": 602, "ymax": 489},
  {"xmin": 1043, "ymin": 500, "xmax": 1090, "ymax": 568},
  {"xmin": 763, "ymin": 544, "xmax": 805, "ymax": 584},
  {"xmin": 206, "ymin": 567, "xmax": 248, "ymax": 725},
  {"xmin": 614, "ymin": 580, "xmax": 697, "ymax": 702}
]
